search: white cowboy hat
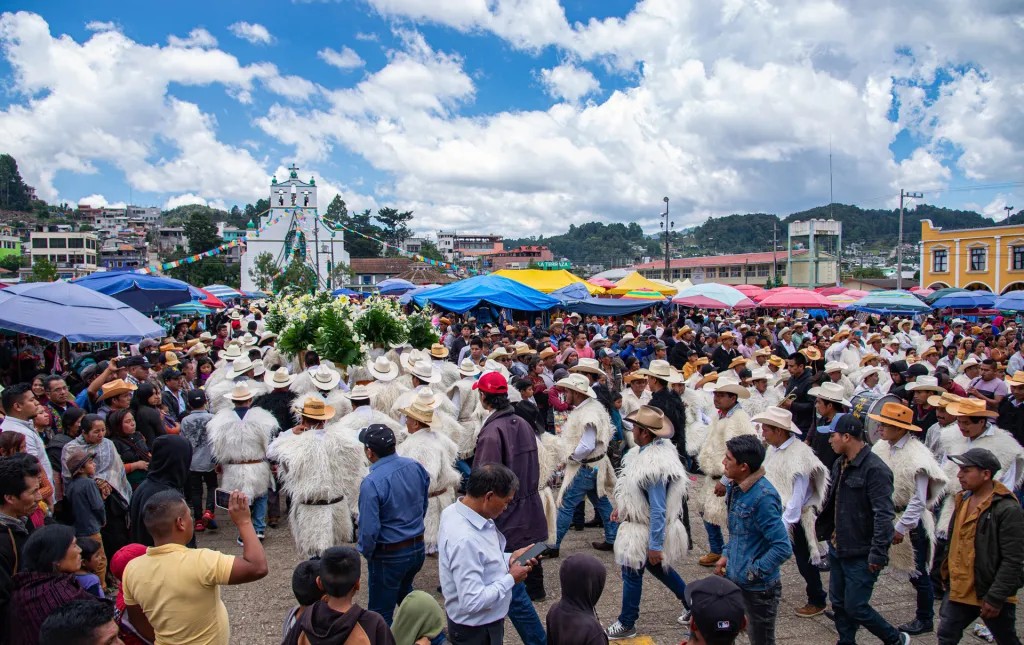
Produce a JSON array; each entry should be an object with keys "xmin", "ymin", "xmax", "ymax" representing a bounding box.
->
[
  {"xmin": 624, "ymin": 405, "xmax": 675, "ymax": 439},
  {"xmin": 250, "ymin": 358, "xmax": 266, "ymax": 378},
  {"xmin": 310, "ymin": 364, "xmax": 342, "ymax": 391},
  {"xmin": 344, "ymin": 384, "xmax": 372, "ymax": 401},
  {"xmin": 514, "ymin": 342, "xmax": 535, "ymax": 356},
  {"xmin": 750, "ymin": 367, "xmax": 771, "ymax": 381},
  {"xmin": 220, "ymin": 343, "xmax": 243, "ymax": 362},
  {"xmin": 224, "ymin": 382, "xmax": 255, "ymax": 402},
  {"xmin": 237, "ymin": 333, "xmax": 258, "ymax": 347},
  {"xmin": 960, "ymin": 357, "xmax": 980, "ymax": 371},
  {"xmin": 228, "ymin": 356, "xmax": 255, "ymax": 379},
  {"xmin": 824, "ymin": 361, "xmax": 847, "ymax": 374},
  {"xmin": 751, "ymin": 406, "xmax": 801, "ymax": 435},
  {"xmin": 226, "ymin": 309, "xmax": 243, "ymax": 321},
  {"xmin": 457, "ymin": 358, "xmax": 481, "ymax": 377},
  {"xmin": 906, "ymin": 375, "xmax": 945, "ymax": 393},
  {"xmin": 408, "ymin": 358, "xmax": 440, "ymax": 383},
  {"xmin": 555, "ymin": 373, "xmax": 596, "ymax": 399},
  {"xmin": 859, "ymin": 366, "xmax": 884, "ymax": 382},
  {"xmin": 808, "ymin": 382, "xmax": 851, "ymax": 407},
  {"xmin": 570, "ymin": 357, "xmax": 606, "ymax": 379},
  {"xmin": 637, "ymin": 359, "xmax": 683, "ymax": 384},
  {"xmin": 779, "ymin": 327, "xmax": 793, "ymax": 337},
  {"xmin": 487, "ymin": 347, "xmax": 511, "ymax": 360},
  {"xmin": 264, "ymin": 367, "xmax": 295, "ymax": 388},
  {"xmin": 367, "ymin": 356, "xmax": 399, "ymax": 382},
  {"xmin": 399, "ymin": 348, "xmax": 427, "ymax": 372},
  {"xmin": 711, "ymin": 376, "xmax": 750, "ymax": 399},
  {"xmin": 199, "ymin": 331, "xmax": 216, "ymax": 343},
  {"xmin": 400, "ymin": 389, "xmax": 437, "ymax": 426},
  {"xmin": 258, "ymin": 332, "xmax": 278, "ymax": 346}
]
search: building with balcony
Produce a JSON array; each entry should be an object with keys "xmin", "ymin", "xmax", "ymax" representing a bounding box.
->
[
  {"xmin": 481, "ymin": 245, "xmax": 555, "ymax": 271},
  {"xmin": 28, "ymin": 229, "xmax": 98, "ymax": 279},
  {"xmin": 919, "ymin": 219, "xmax": 1024, "ymax": 293},
  {"xmin": 436, "ymin": 231, "xmax": 503, "ymax": 263},
  {"xmin": 0, "ymin": 227, "xmax": 21, "ymax": 261},
  {"xmin": 99, "ymin": 237, "xmax": 148, "ymax": 270},
  {"xmin": 634, "ymin": 249, "xmax": 833, "ymax": 287}
]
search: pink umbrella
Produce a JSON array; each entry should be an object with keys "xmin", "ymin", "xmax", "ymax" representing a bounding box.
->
[
  {"xmin": 674, "ymin": 295, "xmax": 756, "ymax": 310},
  {"xmin": 816, "ymin": 286, "xmax": 849, "ymax": 296},
  {"xmin": 733, "ymin": 284, "xmax": 765, "ymax": 297},
  {"xmin": 588, "ymin": 277, "xmax": 616, "ymax": 288},
  {"xmin": 752, "ymin": 286, "xmax": 799, "ymax": 302},
  {"xmin": 758, "ymin": 288, "xmax": 835, "ymax": 309},
  {"xmin": 843, "ymin": 289, "xmax": 868, "ymax": 299}
]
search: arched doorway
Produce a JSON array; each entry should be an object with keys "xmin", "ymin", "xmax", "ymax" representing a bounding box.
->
[
  {"xmin": 927, "ymin": 281, "xmax": 950, "ymax": 290},
  {"xmin": 1002, "ymin": 282, "xmax": 1024, "ymax": 295},
  {"xmin": 963, "ymin": 282, "xmax": 993, "ymax": 292}
]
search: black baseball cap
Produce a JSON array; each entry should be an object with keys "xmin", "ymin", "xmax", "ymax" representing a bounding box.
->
[
  {"xmin": 122, "ymin": 355, "xmax": 150, "ymax": 368},
  {"xmin": 186, "ymin": 389, "xmax": 207, "ymax": 408},
  {"xmin": 831, "ymin": 414, "xmax": 865, "ymax": 438},
  {"xmin": 684, "ymin": 576, "xmax": 745, "ymax": 640},
  {"xmin": 889, "ymin": 360, "xmax": 908, "ymax": 374},
  {"xmin": 949, "ymin": 448, "xmax": 1001, "ymax": 475},
  {"xmin": 358, "ymin": 424, "xmax": 396, "ymax": 455}
]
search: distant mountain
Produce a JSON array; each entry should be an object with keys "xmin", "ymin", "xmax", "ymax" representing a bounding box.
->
[{"xmin": 504, "ymin": 221, "xmax": 663, "ymax": 266}]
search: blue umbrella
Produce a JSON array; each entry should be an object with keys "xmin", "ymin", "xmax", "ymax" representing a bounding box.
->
[
  {"xmin": 995, "ymin": 290, "xmax": 1024, "ymax": 311},
  {"xmin": 72, "ymin": 270, "xmax": 192, "ymax": 312},
  {"xmin": 848, "ymin": 289, "xmax": 932, "ymax": 314},
  {"xmin": 929, "ymin": 290, "xmax": 995, "ymax": 310},
  {"xmin": 0, "ymin": 281, "xmax": 165, "ymax": 343},
  {"xmin": 203, "ymin": 284, "xmax": 244, "ymax": 301},
  {"xmin": 332, "ymin": 287, "xmax": 362, "ymax": 298},
  {"xmin": 377, "ymin": 278, "xmax": 416, "ymax": 296},
  {"xmin": 165, "ymin": 301, "xmax": 213, "ymax": 316},
  {"xmin": 242, "ymin": 290, "xmax": 270, "ymax": 299}
]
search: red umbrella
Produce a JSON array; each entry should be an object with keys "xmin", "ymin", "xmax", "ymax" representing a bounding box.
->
[
  {"xmin": 843, "ymin": 289, "xmax": 868, "ymax": 299},
  {"xmin": 815, "ymin": 286, "xmax": 849, "ymax": 296},
  {"xmin": 733, "ymin": 284, "xmax": 765, "ymax": 297},
  {"xmin": 673, "ymin": 295, "xmax": 756, "ymax": 310},
  {"xmin": 197, "ymin": 287, "xmax": 226, "ymax": 308},
  {"xmin": 752, "ymin": 286, "xmax": 798, "ymax": 302},
  {"xmin": 758, "ymin": 288, "xmax": 835, "ymax": 309}
]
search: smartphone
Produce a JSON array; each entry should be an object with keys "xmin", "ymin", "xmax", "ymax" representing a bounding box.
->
[
  {"xmin": 214, "ymin": 488, "xmax": 232, "ymax": 510},
  {"xmin": 515, "ymin": 542, "xmax": 548, "ymax": 566}
]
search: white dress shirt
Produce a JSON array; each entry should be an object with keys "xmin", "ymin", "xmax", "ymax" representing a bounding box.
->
[
  {"xmin": 438, "ymin": 500, "xmax": 515, "ymax": 626},
  {"xmin": 886, "ymin": 433, "xmax": 929, "ymax": 535},
  {"xmin": 569, "ymin": 398, "xmax": 597, "ymax": 462},
  {"xmin": 772, "ymin": 436, "xmax": 811, "ymax": 527}
]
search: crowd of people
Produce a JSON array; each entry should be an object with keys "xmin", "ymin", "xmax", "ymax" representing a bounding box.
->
[{"xmin": 0, "ymin": 304, "xmax": 1023, "ymax": 644}]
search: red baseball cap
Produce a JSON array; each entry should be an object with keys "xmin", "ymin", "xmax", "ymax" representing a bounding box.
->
[{"xmin": 473, "ymin": 371, "xmax": 508, "ymax": 395}]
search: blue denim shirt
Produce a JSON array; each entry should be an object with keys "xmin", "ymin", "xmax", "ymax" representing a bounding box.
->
[
  {"xmin": 723, "ymin": 471, "xmax": 793, "ymax": 591},
  {"xmin": 357, "ymin": 453, "xmax": 429, "ymax": 559}
]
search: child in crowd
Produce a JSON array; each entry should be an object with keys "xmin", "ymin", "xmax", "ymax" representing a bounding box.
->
[
  {"xmin": 109, "ymin": 543, "xmax": 152, "ymax": 645},
  {"xmin": 63, "ymin": 445, "xmax": 108, "ymax": 586},
  {"xmin": 179, "ymin": 389, "xmax": 218, "ymax": 531},
  {"xmin": 282, "ymin": 559, "xmax": 323, "ymax": 640},
  {"xmin": 75, "ymin": 536, "xmax": 106, "ymax": 598}
]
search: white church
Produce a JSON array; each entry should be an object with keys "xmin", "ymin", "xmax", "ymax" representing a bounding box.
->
[{"xmin": 240, "ymin": 165, "xmax": 349, "ymax": 292}]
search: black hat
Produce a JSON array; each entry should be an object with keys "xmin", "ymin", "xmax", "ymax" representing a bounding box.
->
[
  {"xmin": 123, "ymin": 355, "xmax": 150, "ymax": 368},
  {"xmin": 186, "ymin": 389, "xmax": 207, "ymax": 408},
  {"xmin": 889, "ymin": 360, "xmax": 908, "ymax": 374},
  {"xmin": 146, "ymin": 351, "xmax": 163, "ymax": 365},
  {"xmin": 684, "ymin": 576, "xmax": 745, "ymax": 640},
  {"xmin": 358, "ymin": 423, "xmax": 396, "ymax": 455},
  {"xmin": 949, "ymin": 448, "xmax": 1001, "ymax": 475},
  {"xmin": 904, "ymin": 363, "xmax": 929, "ymax": 378},
  {"xmin": 161, "ymin": 367, "xmax": 182, "ymax": 381},
  {"xmin": 831, "ymin": 414, "xmax": 865, "ymax": 438}
]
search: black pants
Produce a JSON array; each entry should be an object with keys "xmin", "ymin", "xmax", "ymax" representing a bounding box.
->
[
  {"xmin": 523, "ymin": 560, "xmax": 545, "ymax": 600},
  {"xmin": 188, "ymin": 470, "xmax": 217, "ymax": 519},
  {"xmin": 936, "ymin": 596, "xmax": 1021, "ymax": 645},
  {"xmin": 742, "ymin": 581, "xmax": 782, "ymax": 645},
  {"xmin": 792, "ymin": 526, "xmax": 827, "ymax": 607},
  {"xmin": 448, "ymin": 618, "xmax": 503, "ymax": 645}
]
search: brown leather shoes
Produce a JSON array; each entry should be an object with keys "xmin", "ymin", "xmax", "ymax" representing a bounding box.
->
[
  {"xmin": 698, "ymin": 553, "xmax": 721, "ymax": 567},
  {"xmin": 795, "ymin": 604, "xmax": 826, "ymax": 618}
]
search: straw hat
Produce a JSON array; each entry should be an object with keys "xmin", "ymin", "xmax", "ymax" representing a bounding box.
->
[
  {"xmin": 638, "ymin": 359, "xmax": 683, "ymax": 384},
  {"xmin": 768, "ymin": 355, "xmax": 786, "ymax": 368},
  {"xmin": 695, "ymin": 357, "xmax": 710, "ymax": 366},
  {"xmin": 400, "ymin": 389, "xmax": 437, "ymax": 426},
  {"xmin": 457, "ymin": 358, "xmax": 481, "ymax": 377},
  {"xmin": 906, "ymin": 375, "xmax": 945, "ymax": 393},
  {"xmin": 710, "ymin": 376, "xmax": 750, "ymax": 399},
  {"xmin": 250, "ymin": 358, "xmax": 266, "ymax": 378},
  {"xmin": 228, "ymin": 356, "xmax": 255, "ymax": 379},
  {"xmin": 677, "ymin": 326, "xmax": 694, "ymax": 337},
  {"xmin": 158, "ymin": 343, "xmax": 177, "ymax": 353},
  {"xmin": 571, "ymin": 357, "xmax": 606, "ymax": 378},
  {"xmin": 199, "ymin": 331, "xmax": 216, "ymax": 343},
  {"xmin": 185, "ymin": 338, "xmax": 202, "ymax": 349},
  {"xmin": 624, "ymin": 372, "xmax": 647, "ymax": 384},
  {"xmin": 408, "ymin": 358, "xmax": 440, "ymax": 384},
  {"xmin": 538, "ymin": 347, "xmax": 556, "ymax": 359},
  {"xmin": 754, "ymin": 347, "xmax": 772, "ymax": 357},
  {"xmin": 264, "ymin": 367, "xmax": 295, "ymax": 389},
  {"xmin": 187, "ymin": 344, "xmax": 209, "ymax": 357},
  {"xmin": 625, "ymin": 405, "xmax": 675, "ymax": 439},
  {"xmin": 514, "ymin": 342, "xmax": 535, "ymax": 356},
  {"xmin": 808, "ymin": 382, "xmax": 851, "ymax": 407},
  {"xmin": 555, "ymin": 373, "xmax": 596, "ymax": 399},
  {"xmin": 824, "ymin": 361, "xmax": 846, "ymax": 374},
  {"xmin": 720, "ymin": 331, "xmax": 736, "ymax": 341},
  {"xmin": 867, "ymin": 401, "xmax": 921, "ymax": 432},
  {"xmin": 866, "ymin": 333, "xmax": 882, "ymax": 344},
  {"xmin": 1005, "ymin": 371, "xmax": 1024, "ymax": 387},
  {"xmin": 487, "ymin": 347, "xmax": 511, "ymax": 361},
  {"xmin": 298, "ymin": 397, "xmax": 336, "ymax": 422},
  {"xmin": 801, "ymin": 347, "xmax": 822, "ymax": 361},
  {"xmin": 620, "ymin": 333, "xmax": 635, "ymax": 343},
  {"xmin": 751, "ymin": 406, "xmax": 802, "ymax": 435},
  {"xmin": 224, "ymin": 382, "xmax": 255, "ymax": 402},
  {"xmin": 926, "ymin": 391, "xmax": 963, "ymax": 409},
  {"xmin": 345, "ymin": 384, "xmax": 372, "ymax": 401},
  {"xmin": 429, "ymin": 343, "xmax": 449, "ymax": 359},
  {"xmin": 100, "ymin": 378, "xmax": 137, "ymax": 401},
  {"xmin": 920, "ymin": 346, "xmax": 939, "ymax": 359},
  {"xmin": 859, "ymin": 353, "xmax": 880, "ymax": 366},
  {"xmin": 367, "ymin": 356, "xmax": 399, "ymax": 382},
  {"xmin": 164, "ymin": 351, "xmax": 180, "ymax": 367},
  {"xmin": 309, "ymin": 365, "xmax": 342, "ymax": 391},
  {"xmin": 221, "ymin": 343, "xmax": 244, "ymax": 362},
  {"xmin": 728, "ymin": 356, "xmax": 747, "ymax": 370},
  {"xmin": 960, "ymin": 357, "xmax": 980, "ymax": 372}
]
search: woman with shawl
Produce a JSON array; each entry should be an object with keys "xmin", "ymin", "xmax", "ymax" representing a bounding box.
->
[{"xmin": 61, "ymin": 413, "xmax": 132, "ymax": 557}]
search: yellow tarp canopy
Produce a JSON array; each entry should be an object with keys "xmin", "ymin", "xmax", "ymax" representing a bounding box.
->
[
  {"xmin": 492, "ymin": 269, "xmax": 604, "ymax": 294},
  {"xmin": 609, "ymin": 271, "xmax": 678, "ymax": 296}
]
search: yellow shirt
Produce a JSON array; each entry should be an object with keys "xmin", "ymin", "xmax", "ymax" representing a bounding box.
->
[{"xmin": 122, "ymin": 543, "xmax": 236, "ymax": 645}]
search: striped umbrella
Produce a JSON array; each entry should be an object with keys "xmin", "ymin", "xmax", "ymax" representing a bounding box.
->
[
  {"xmin": 203, "ymin": 284, "xmax": 244, "ymax": 300},
  {"xmin": 619, "ymin": 289, "xmax": 667, "ymax": 300}
]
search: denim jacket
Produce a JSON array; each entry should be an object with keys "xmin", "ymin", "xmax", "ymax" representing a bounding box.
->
[{"xmin": 723, "ymin": 469, "xmax": 793, "ymax": 591}]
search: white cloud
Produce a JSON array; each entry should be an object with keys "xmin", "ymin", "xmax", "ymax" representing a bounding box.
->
[
  {"xmin": 539, "ymin": 62, "xmax": 599, "ymax": 102},
  {"xmin": 355, "ymin": 32, "xmax": 379, "ymax": 42},
  {"xmin": 167, "ymin": 27, "xmax": 218, "ymax": 49},
  {"xmin": 164, "ymin": 193, "xmax": 208, "ymax": 209},
  {"xmin": 77, "ymin": 194, "xmax": 126, "ymax": 209},
  {"xmin": 228, "ymin": 22, "xmax": 274, "ymax": 45},
  {"xmin": 318, "ymin": 46, "xmax": 365, "ymax": 70},
  {"xmin": 84, "ymin": 21, "xmax": 118, "ymax": 33}
]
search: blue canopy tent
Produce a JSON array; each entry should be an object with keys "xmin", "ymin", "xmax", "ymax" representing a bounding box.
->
[
  {"xmin": 550, "ymin": 282, "xmax": 592, "ymax": 302},
  {"xmin": 412, "ymin": 275, "xmax": 560, "ymax": 313},
  {"xmin": 929, "ymin": 291, "xmax": 996, "ymax": 310},
  {"xmin": 377, "ymin": 278, "xmax": 416, "ymax": 296},
  {"xmin": 71, "ymin": 270, "xmax": 193, "ymax": 312},
  {"xmin": 562, "ymin": 297, "xmax": 664, "ymax": 316},
  {"xmin": 0, "ymin": 281, "xmax": 165, "ymax": 343},
  {"xmin": 399, "ymin": 284, "xmax": 440, "ymax": 305},
  {"xmin": 848, "ymin": 290, "xmax": 932, "ymax": 315}
]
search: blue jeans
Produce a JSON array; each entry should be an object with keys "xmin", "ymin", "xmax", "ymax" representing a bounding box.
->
[
  {"xmin": 507, "ymin": 582, "xmax": 546, "ymax": 645},
  {"xmin": 704, "ymin": 520, "xmax": 724, "ymax": 555},
  {"xmin": 742, "ymin": 581, "xmax": 782, "ymax": 645},
  {"xmin": 828, "ymin": 547, "xmax": 900, "ymax": 645},
  {"xmin": 554, "ymin": 465, "xmax": 617, "ymax": 547},
  {"xmin": 908, "ymin": 525, "xmax": 934, "ymax": 621},
  {"xmin": 367, "ymin": 543, "xmax": 426, "ymax": 625},
  {"xmin": 250, "ymin": 494, "xmax": 268, "ymax": 534},
  {"xmin": 618, "ymin": 562, "xmax": 688, "ymax": 629}
]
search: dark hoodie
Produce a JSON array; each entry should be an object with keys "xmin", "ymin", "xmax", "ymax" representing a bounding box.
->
[
  {"xmin": 128, "ymin": 434, "xmax": 193, "ymax": 546},
  {"xmin": 545, "ymin": 554, "xmax": 608, "ymax": 645},
  {"xmin": 283, "ymin": 600, "xmax": 395, "ymax": 645}
]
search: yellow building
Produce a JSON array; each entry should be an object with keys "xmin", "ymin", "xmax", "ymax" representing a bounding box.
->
[{"xmin": 920, "ymin": 219, "xmax": 1024, "ymax": 293}]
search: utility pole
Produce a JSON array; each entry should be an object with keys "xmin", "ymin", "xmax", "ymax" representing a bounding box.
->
[
  {"xmin": 897, "ymin": 188, "xmax": 924, "ymax": 290},
  {"xmin": 1005, "ymin": 205, "xmax": 1015, "ymax": 221},
  {"xmin": 772, "ymin": 220, "xmax": 778, "ymax": 286},
  {"xmin": 660, "ymin": 197, "xmax": 671, "ymax": 281}
]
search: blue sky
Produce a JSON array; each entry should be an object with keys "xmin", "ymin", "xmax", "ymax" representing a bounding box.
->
[{"xmin": 1, "ymin": 1, "xmax": 1021, "ymax": 238}]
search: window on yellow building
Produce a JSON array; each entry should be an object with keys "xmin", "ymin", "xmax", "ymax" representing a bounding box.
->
[
  {"xmin": 1014, "ymin": 246, "xmax": 1024, "ymax": 271},
  {"xmin": 969, "ymin": 247, "xmax": 986, "ymax": 271},
  {"xmin": 706, "ymin": 267, "xmax": 717, "ymax": 278},
  {"xmin": 932, "ymin": 249, "xmax": 948, "ymax": 273}
]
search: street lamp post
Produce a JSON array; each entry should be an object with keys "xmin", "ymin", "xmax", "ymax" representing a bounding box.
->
[
  {"xmin": 1005, "ymin": 205, "xmax": 1015, "ymax": 221},
  {"xmin": 897, "ymin": 188, "xmax": 923, "ymax": 291},
  {"xmin": 660, "ymin": 196, "xmax": 672, "ymax": 280}
]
